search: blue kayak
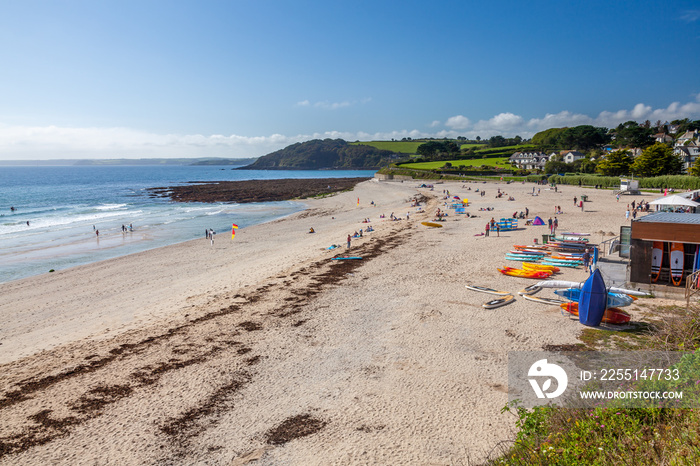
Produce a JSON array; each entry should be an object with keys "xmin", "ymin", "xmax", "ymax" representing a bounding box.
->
[
  {"xmin": 577, "ymin": 269, "xmax": 607, "ymax": 327},
  {"xmin": 554, "ymin": 288, "xmax": 633, "ymax": 307}
]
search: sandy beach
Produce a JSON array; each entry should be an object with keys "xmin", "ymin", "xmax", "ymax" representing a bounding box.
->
[{"xmin": 0, "ymin": 178, "xmax": 657, "ymax": 464}]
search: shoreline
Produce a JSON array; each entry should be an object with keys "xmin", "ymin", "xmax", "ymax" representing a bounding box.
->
[{"xmin": 0, "ymin": 179, "xmax": 669, "ymax": 464}]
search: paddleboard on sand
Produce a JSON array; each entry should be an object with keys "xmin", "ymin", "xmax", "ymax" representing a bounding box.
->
[
  {"xmin": 483, "ymin": 294, "xmax": 515, "ymax": 309},
  {"xmin": 522, "ymin": 295, "xmax": 568, "ymax": 305},
  {"xmin": 518, "ymin": 284, "xmax": 542, "ymax": 296},
  {"xmin": 332, "ymin": 256, "xmax": 363, "ymax": 260},
  {"xmin": 466, "ymin": 285, "xmax": 510, "ymax": 296},
  {"xmin": 651, "ymin": 241, "xmax": 663, "ymax": 283},
  {"xmin": 421, "ymin": 221, "xmax": 443, "ymax": 228},
  {"xmin": 578, "ymin": 269, "xmax": 607, "ymax": 327},
  {"xmin": 671, "ymin": 242, "xmax": 684, "ymax": 286}
]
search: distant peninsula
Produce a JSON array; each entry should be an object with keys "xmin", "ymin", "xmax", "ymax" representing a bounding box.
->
[{"xmin": 240, "ymin": 139, "xmax": 400, "ymax": 170}]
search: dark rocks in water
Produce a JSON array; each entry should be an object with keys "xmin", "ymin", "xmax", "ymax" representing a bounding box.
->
[{"xmin": 147, "ymin": 177, "xmax": 370, "ymax": 203}]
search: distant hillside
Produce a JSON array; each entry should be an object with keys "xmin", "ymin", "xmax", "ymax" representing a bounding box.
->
[
  {"xmin": 241, "ymin": 139, "xmax": 399, "ymax": 170},
  {"xmin": 71, "ymin": 158, "xmax": 258, "ymax": 166},
  {"xmin": 189, "ymin": 157, "xmax": 258, "ymax": 166}
]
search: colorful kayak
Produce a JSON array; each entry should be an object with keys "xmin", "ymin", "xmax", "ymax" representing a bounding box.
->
[
  {"xmin": 561, "ymin": 302, "xmax": 631, "ymax": 324},
  {"xmin": 542, "ymin": 261, "xmax": 580, "ymax": 268},
  {"xmin": 671, "ymin": 242, "xmax": 684, "ymax": 286},
  {"xmin": 578, "ymin": 269, "xmax": 607, "ymax": 327},
  {"xmin": 499, "ymin": 267, "xmax": 551, "ymax": 279},
  {"xmin": 332, "ymin": 256, "xmax": 363, "ymax": 260},
  {"xmin": 554, "ymin": 288, "xmax": 633, "ymax": 307},
  {"xmin": 523, "ymin": 263, "xmax": 560, "ymax": 273}
]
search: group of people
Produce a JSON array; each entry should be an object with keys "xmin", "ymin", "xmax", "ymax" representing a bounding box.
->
[{"xmin": 205, "ymin": 228, "xmax": 216, "ymax": 245}]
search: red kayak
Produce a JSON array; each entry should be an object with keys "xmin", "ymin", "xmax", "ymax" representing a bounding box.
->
[{"xmin": 560, "ymin": 303, "xmax": 631, "ymax": 324}]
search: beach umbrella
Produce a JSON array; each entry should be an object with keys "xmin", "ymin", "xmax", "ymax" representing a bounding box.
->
[{"xmin": 648, "ymin": 194, "xmax": 700, "ymax": 208}]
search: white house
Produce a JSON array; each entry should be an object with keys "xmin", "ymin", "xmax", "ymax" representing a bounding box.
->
[
  {"xmin": 674, "ymin": 145, "xmax": 700, "ymax": 172},
  {"xmin": 561, "ymin": 151, "xmax": 586, "ymax": 164},
  {"xmin": 509, "ymin": 151, "xmax": 551, "ymax": 170}
]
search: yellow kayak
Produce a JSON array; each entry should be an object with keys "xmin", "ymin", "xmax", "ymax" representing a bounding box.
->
[{"xmin": 523, "ymin": 263, "xmax": 560, "ymax": 273}]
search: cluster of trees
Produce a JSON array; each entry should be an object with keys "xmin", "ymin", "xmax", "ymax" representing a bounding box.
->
[
  {"xmin": 416, "ymin": 140, "xmax": 460, "ymax": 159},
  {"xmin": 486, "ymin": 135, "xmax": 524, "ymax": 147},
  {"xmin": 596, "ymin": 144, "xmax": 683, "ymax": 177},
  {"xmin": 531, "ymin": 125, "xmax": 610, "ymax": 151}
]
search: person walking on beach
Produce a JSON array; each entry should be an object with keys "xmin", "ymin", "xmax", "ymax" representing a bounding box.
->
[
  {"xmin": 625, "ymin": 209, "xmax": 630, "ymax": 220},
  {"xmin": 573, "ymin": 196, "xmax": 577, "ymax": 206},
  {"xmin": 580, "ymin": 200, "xmax": 584, "ymax": 212},
  {"xmin": 95, "ymin": 229, "xmax": 99, "ymax": 237},
  {"xmin": 347, "ymin": 235, "xmax": 351, "ymax": 248},
  {"xmin": 582, "ymin": 249, "xmax": 592, "ymax": 274},
  {"xmin": 496, "ymin": 223, "xmax": 500, "ymax": 237},
  {"xmin": 548, "ymin": 217, "xmax": 553, "ymax": 233},
  {"xmin": 485, "ymin": 222, "xmax": 489, "ymax": 236},
  {"xmin": 210, "ymin": 230, "xmax": 215, "ymax": 246},
  {"xmin": 553, "ymin": 217, "xmax": 558, "ymax": 235}
]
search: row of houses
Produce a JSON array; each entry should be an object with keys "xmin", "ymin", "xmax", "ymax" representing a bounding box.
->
[
  {"xmin": 510, "ymin": 130, "xmax": 700, "ymax": 171},
  {"xmin": 509, "ymin": 150, "xmax": 585, "ymax": 170}
]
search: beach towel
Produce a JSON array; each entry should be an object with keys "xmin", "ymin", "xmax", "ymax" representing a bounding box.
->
[{"xmin": 532, "ymin": 216, "xmax": 545, "ymax": 225}]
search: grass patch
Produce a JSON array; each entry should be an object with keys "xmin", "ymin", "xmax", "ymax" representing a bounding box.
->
[
  {"xmin": 491, "ymin": 304, "xmax": 700, "ymax": 465},
  {"xmin": 398, "ymin": 157, "xmax": 511, "ymax": 170},
  {"xmin": 349, "ymin": 140, "xmax": 424, "ymax": 154}
]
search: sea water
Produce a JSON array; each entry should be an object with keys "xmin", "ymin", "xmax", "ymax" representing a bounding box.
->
[{"xmin": 0, "ymin": 165, "xmax": 375, "ymax": 283}]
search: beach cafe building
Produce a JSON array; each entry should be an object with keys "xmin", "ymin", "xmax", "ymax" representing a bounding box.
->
[{"xmin": 629, "ymin": 212, "xmax": 700, "ymax": 289}]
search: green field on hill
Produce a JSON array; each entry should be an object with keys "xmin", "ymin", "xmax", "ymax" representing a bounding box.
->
[
  {"xmin": 350, "ymin": 140, "xmax": 424, "ymax": 154},
  {"xmin": 399, "ymin": 157, "xmax": 511, "ymax": 170}
]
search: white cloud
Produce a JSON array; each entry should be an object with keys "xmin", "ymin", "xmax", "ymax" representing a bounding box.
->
[
  {"xmin": 473, "ymin": 112, "xmax": 524, "ymax": 132},
  {"xmin": 2, "ymin": 96, "xmax": 700, "ymax": 160},
  {"xmin": 297, "ymin": 97, "xmax": 372, "ymax": 110},
  {"xmin": 445, "ymin": 115, "xmax": 470, "ymax": 129},
  {"xmin": 429, "ymin": 120, "xmax": 441, "ymax": 128},
  {"xmin": 681, "ymin": 10, "xmax": 700, "ymax": 22}
]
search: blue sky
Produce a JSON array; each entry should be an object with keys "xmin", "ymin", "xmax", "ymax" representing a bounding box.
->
[{"xmin": 0, "ymin": 0, "xmax": 699, "ymax": 159}]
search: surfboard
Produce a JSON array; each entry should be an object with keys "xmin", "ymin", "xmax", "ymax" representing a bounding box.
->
[
  {"xmin": 651, "ymin": 241, "xmax": 663, "ymax": 283},
  {"xmin": 482, "ymin": 294, "xmax": 515, "ymax": 309},
  {"xmin": 522, "ymin": 295, "xmax": 568, "ymax": 305},
  {"xmin": 465, "ymin": 285, "xmax": 510, "ymax": 296},
  {"xmin": 517, "ymin": 284, "xmax": 542, "ymax": 296},
  {"xmin": 421, "ymin": 222, "xmax": 443, "ymax": 228},
  {"xmin": 578, "ymin": 269, "xmax": 606, "ymax": 327},
  {"xmin": 534, "ymin": 280, "xmax": 649, "ymax": 297},
  {"xmin": 671, "ymin": 242, "xmax": 684, "ymax": 286},
  {"xmin": 331, "ymin": 256, "xmax": 363, "ymax": 260}
]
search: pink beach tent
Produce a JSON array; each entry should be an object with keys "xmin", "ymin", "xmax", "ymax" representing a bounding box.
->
[{"xmin": 532, "ymin": 216, "xmax": 545, "ymax": 225}]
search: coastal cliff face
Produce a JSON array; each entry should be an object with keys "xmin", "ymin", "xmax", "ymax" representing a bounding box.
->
[{"xmin": 241, "ymin": 139, "xmax": 398, "ymax": 170}]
